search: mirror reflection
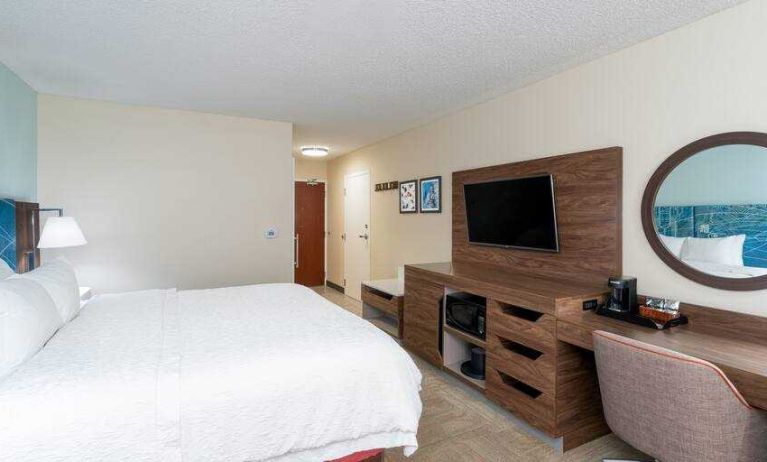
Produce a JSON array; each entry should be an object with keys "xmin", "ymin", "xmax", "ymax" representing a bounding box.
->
[{"xmin": 654, "ymin": 144, "xmax": 767, "ymax": 279}]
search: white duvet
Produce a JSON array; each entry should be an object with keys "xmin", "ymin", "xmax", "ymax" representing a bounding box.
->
[
  {"xmin": 0, "ymin": 284, "xmax": 422, "ymax": 462},
  {"xmin": 683, "ymin": 259, "xmax": 767, "ymax": 278}
]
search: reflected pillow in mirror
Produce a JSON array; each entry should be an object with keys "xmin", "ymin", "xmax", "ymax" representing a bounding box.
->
[
  {"xmin": 658, "ymin": 235, "xmax": 686, "ymax": 258},
  {"xmin": 680, "ymin": 234, "xmax": 746, "ymax": 267}
]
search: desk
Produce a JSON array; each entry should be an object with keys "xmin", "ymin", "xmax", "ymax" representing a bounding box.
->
[{"xmin": 557, "ymin": 309, "xmax": 767, "ymax": 410}]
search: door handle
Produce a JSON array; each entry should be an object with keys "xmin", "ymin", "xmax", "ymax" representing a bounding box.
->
[
  {"xmin": 294, "ymin": 234, "xmax": 299, "ymax": 268},
  {"xmin": 358, "ymin": 233, "xmax": 369, "ymax": 240}
]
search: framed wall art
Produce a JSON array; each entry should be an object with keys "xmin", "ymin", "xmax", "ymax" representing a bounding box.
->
[
  {"xmin": 399, "ymin": 179, "xmax": 418, "ymax": 213},
  {"xmin": 419, "ymin": 176, "xmax": 441, "ymax": 213}
]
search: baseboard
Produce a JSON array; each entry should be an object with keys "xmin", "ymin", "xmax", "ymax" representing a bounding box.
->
[{"xmin": 326, "ymin": 280, "xmax": 345, "ymax": 294}]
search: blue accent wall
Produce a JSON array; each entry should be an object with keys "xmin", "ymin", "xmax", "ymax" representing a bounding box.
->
[{"xmin": 0, "ymin": 62, "xmax": 36, "ymax": 201}]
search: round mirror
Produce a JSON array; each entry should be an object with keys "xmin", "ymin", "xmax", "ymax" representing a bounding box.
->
[{"xmin": 642, "ymin": 132, "xmax": 767, "ymax": 290}]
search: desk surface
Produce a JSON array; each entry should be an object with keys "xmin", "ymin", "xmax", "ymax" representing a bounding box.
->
[
  {"xmin": 408, "ymin": 262, "xmax": 605, "ymax": 298},
  {"xmin": 558, "ymin": 309, "xmax": 767, "ymax": 410}
]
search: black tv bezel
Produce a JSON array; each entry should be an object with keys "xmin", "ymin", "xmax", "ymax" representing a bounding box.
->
[{"xmin": 462, "ymin": 173, "xmax": 560, "ymax": 253}]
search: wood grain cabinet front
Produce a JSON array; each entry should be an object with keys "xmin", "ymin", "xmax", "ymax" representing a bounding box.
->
[
  {"xmin": 485, "ymin": 299, "xmax": 558, "ymax": 434},
  {"xmin": 403, "ymin": 269, "xmax": 444, "ymax": 367}
]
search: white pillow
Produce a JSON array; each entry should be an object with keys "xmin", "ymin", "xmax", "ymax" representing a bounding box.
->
[
  {"xmin": 0, "ymin": 259, "xmax": 14, "ymax": 279},
  {"xmin": 681, "ymin": 234, "xmax": 746, "ymax": 267},
  {"xmin": 0, "ymin": 278, "xmax": 62, "ymax": 379},
  {"xmin": 658, "ymin": 235, "xmax": 686, "ymax": 258},
  {"xmin": 13, "ymin": 258, "xmax": 81, "ymax": 323}
]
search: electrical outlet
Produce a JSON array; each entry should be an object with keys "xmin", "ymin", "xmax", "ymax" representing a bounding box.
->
[{"xmin": 582, "ymin": 299, "xmax": 599, "ymax": 311}]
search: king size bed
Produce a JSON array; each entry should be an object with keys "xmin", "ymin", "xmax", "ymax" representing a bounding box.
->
[
  {"xmin": 0, "ymin": 200, "xmax": 422, "ymax": 461},
  {"xmin": 0, "ymin": 274, "xmax": 422, "ymax": 461}
]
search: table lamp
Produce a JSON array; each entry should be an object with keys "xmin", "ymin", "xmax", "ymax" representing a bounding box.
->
[{"xmin": 38, "ymin": 216, "xmax": 87, "ymax": 249}]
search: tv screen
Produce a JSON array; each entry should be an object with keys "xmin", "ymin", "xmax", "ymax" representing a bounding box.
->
[{"xmin": 463, "ymin": 174, "xmax": 559, "ymax": 252}]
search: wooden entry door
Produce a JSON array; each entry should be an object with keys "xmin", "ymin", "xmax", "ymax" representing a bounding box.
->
[{"xmin": 294, "ymin": 181, "xmax": 325, "ymax": 286}]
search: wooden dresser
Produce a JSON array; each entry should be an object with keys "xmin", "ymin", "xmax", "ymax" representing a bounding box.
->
[{"xmin": 404, "ymin": 262, "xmax": 611, "ymax": 450}]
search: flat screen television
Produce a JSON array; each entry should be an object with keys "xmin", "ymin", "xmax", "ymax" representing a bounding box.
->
[{"xmin": 463, "ymin": 174, "xmax": 559, "ymax": 252}]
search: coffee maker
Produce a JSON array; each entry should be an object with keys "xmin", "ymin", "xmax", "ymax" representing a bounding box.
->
[{"xmin": 606, "ymin": 276, "xmax": 637, "ymax": 314}]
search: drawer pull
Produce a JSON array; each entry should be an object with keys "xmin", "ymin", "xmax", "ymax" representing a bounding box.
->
[
  {"xmin": 498, "ymin": 337, "xmax": 543, "ymax": 360},
  {"xmin": 500, "ymin": 304, "xmax": 543, "ymax": 322},
  {"xmin": 497, "ymin": 370, "xmax": 542, "ymax": 399}
]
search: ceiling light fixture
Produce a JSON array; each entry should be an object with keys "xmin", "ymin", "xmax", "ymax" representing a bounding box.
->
[{"xmin": 301, "ymin": 146, "xmax": 329, "ymax": 157}]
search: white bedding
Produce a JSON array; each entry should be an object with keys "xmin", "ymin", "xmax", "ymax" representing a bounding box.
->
[
  {"xmin": 683, "ymin": 259, "xmax": 767, "ymax": 278},
  {"xmin": 0, "ymin": 284, "xmax": 422, "ymax": 462}
]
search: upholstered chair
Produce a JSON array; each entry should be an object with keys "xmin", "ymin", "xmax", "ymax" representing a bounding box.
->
[{"xmin": 593, "ymin": 330, "xmax": 767, "ymax": 462}]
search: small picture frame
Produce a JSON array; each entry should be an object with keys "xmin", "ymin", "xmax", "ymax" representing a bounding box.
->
[
  {"xmin": 399, "ymin": 179, "xmax": 418, "ymax": 214},
  {"xmin": 419, "ymin": 176, "xmax": 442, "ymax": 213}
]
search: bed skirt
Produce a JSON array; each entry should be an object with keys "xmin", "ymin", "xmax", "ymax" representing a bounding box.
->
[{"xmin": 328, "ymin": 448, "xmax": 383, "ymax": 462}]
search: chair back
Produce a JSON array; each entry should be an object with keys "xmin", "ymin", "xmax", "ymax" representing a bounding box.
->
[{"xmin": 593, "ymin": 330, "xmax": 767, "ymax": 462}]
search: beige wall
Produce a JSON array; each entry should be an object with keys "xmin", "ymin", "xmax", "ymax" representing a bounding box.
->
[
  {"xmin": 328, "ymin": 0, "xmax": 767, "ymax": 316},
  {"xmin": 38, "ymin": 95, "xmax": 294, "ymax": 293},
  {"xmin": 295, "ymin": 157, "xmax": 328, "ymax": 180}
]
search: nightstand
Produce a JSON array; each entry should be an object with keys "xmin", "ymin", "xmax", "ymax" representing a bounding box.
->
[{"xmin": 361, "ymin": 279, "xmax": 404, "ymax": 339}]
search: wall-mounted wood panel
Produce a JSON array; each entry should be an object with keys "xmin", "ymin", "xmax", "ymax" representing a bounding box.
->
[
  {"xmin": 15, "ymin": 201, "xmax": 40, "ymax": 273},
  {"xmin": 452, "ymin": 147, "xmax": 622, "ymax": 286}
]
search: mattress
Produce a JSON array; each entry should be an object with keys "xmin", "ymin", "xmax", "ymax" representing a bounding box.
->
[{"xmin": 0, "ymin": 284, "xmax": 422, "ymax": 461}]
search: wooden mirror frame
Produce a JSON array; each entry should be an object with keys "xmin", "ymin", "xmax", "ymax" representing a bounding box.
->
[{"xmin": 641, "ymin": 131, "xmax": 767, "ymax": 291}]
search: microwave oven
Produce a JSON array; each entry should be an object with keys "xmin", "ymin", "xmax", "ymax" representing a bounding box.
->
[{"xmin": 445, "ymin": 292, "xmax": 486, "ymax": 340}]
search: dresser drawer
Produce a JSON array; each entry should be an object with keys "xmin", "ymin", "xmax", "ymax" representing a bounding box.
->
[
  {"xmin": 487, "ymin": 324, "xmax": 556, "ymax": 393},
  {"xmin": 361, "ymin": 285, "xmax": 401, "ymax": 317},
  {"xmin": 488, "ymin": 300, "xmax": 556, "ymax": 353},
  {"xmin": 486, "ymin": 367, "xmax": 556, "ymax": 435}
]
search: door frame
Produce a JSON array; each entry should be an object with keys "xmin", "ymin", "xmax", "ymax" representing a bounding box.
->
[
  {"xmin": 295, "ymin": 178, "xmax": 327, "ymax": 283},
  {"xmin": 343, "ymin": 170, "xmax": 371, "ymax": 294}
]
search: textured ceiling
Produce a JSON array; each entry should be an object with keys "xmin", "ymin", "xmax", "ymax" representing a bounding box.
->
[{"xmin": 0, "ymin": 0, "xmax": 746, "ymax": 157}]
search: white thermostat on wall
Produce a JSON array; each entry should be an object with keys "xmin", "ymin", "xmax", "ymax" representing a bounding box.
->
[{"xmin": 264, "ymin": 228, "xmax": 278, "ymax": 239}]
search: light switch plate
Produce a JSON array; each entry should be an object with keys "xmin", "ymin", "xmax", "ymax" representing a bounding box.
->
[{"xmin": 264, "ymin": 228, "xmax": 278, "ymax": 239}]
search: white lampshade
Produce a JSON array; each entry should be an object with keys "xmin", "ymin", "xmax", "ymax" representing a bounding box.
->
[{"xmin": 37, "ymin": 217, "xmax": 87, "ymax": 249}]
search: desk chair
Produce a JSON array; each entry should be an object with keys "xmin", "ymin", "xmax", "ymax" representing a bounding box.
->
[{"xmin": 593, "ymin": 330, "xmax": 767, "ymax": 462}]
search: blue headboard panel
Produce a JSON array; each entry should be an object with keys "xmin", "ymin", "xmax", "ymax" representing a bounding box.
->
[
  {"xmin": 654, "ymin": 204, "xmax": 767, "ymax": 268},
  {"xmin": 653, "ymin": 206, "xmax": 694, "ymax": 238},
  {"xmin": 0, "ymin": 199, "xmax": 17, "ymax": 271}
]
